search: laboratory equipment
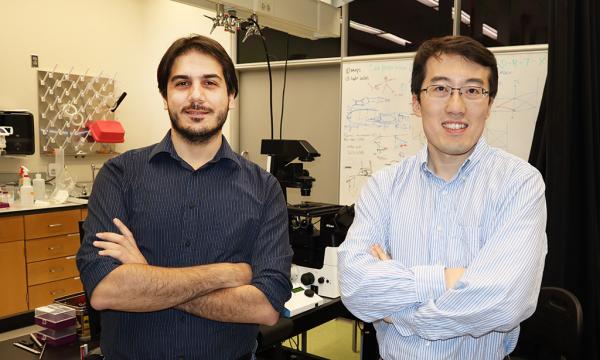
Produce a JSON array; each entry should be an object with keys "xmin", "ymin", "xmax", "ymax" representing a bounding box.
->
[
  {"xmin": 262, "ymin": 139, "xmax": 355, "ymax": 300},
  {"xmin": 0, "ymin": 110, "xmax": 35, "ymax": 155},
  {"xmin": 0, "ymin": 125, "xmax": 11, "ymax": 156},
  {"xmin": 172, "ymin": 0, "xmax": 342, "ymax": 40},
  {"xmin": 37, "ymin": 68, "xmax": 121, "ymax": 156},
  {"xmin": 288, "ymin": 202, "xmax": 354, "ymax": 298},
  {"xmin": 260, "ymin": 139, "xmax": 320, "ymax": 199},
  {"xmin": 282, "ymin": 267, "xmax": 325, "ymax": 317}
]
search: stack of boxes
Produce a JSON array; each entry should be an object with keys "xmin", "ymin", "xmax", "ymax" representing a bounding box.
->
[{"xmin": 34, "ymin": 303, "xmax": 78, "ymax": 346}]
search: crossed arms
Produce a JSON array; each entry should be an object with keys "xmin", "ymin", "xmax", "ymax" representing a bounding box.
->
[
  {"xmin": 89, "ymin": 219, "xmax": 279, "ymax": 326},
  {"xmin": 76, "ymin": 158, "xmax": 291, "ymax": 327},
  {"xmin": 338, "ymin": 169, "xmax": 547, "ymax": 340}
]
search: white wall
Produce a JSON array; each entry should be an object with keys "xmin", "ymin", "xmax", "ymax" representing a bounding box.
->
[{"xmin": 0, "ymin": 0, "xmax": 233, "ymax": 183}]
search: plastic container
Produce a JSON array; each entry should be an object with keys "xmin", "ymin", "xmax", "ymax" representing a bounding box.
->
[
  {"xmin": 33, "ymin": 173, "xmax": 46, "ymax": 201},
  {"xmin": 55, "ymin": 292, "xmax": 91, "ymax": 341},
  {"xmin": 35, "ymin": 326, "xmax": 77, "ymax": 346},
  {"xmin": 35, "ymin": 303, "xmax": 77, "ymax": 329},
  {"xmin": 19, "ymin": 176, "xmax": 34, "ymax": 206}
]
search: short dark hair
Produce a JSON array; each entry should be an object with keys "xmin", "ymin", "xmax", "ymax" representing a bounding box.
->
[
  {"xmin": 411, "ymin": 36, "xmax": 498, "ymax": 101},
  {"xmin": 157, "ymin": 35, "xmax": 238, "ymax": 99}
]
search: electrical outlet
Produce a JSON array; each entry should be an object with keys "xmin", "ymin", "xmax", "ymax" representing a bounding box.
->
[
  {"xmin": 31, "ymin": 54, "xmax": 39, "ymax": 68},
  {"xmin": 48, "ymin": 163, "xmax": 58, "ymax": 177},
  {"xmin": 259, "ymin": 0, "xmax": 272, "ymax": 13}
]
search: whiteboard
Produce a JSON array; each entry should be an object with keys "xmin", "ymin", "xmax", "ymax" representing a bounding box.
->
[{"xmin": 339, "ymin": 49, "xmax": 548, "ymax": 205}]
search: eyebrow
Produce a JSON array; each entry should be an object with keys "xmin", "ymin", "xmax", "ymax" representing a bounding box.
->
[
  {"xmin": 429, "ymin": 76, "xmax": 484, "ymax": 86},
  {"xmin": 169, "ymin": 74, "xmax": 222, "ymax": 82}
]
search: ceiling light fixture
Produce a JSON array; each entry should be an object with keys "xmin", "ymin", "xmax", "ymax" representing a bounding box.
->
[
  {"xmin": 377, "ymin": 33, "xmax": 412, "ymax": 46},
  {"xmin": 349, "ymin": 20, "xmax": 383, "ymax": 34},
  {"xmin": 350, "ymin": 21, "xmax": 412, "ymax": 46},
  {"xmin": 415, "ymin": 0, "xmax": 439, "ymax": 7}
]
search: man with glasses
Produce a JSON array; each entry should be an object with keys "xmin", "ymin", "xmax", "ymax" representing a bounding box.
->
[{"xmin": 338, "ymin": 36, "xmax": 547, "ymax": 359}]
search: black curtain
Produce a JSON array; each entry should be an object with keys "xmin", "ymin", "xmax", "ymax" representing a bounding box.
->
[{"xmin": 528, "ymin": 0, "xmax": 600, "ymax": 358}]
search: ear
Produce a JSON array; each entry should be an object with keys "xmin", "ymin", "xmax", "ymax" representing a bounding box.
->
[
  {"xmin": 228, "ymin": 94, "xmax": 235, "ymax": 110},
  {"xmin": 485, "ymin": 98, "xmax": 494, "ymax": 119},
  {"xmin": 162, "ymin": 96, "xmax": 168, "ymax": 110},
  {"xmin": 412, "ymin": 94, "xmax": 422, "ymax": 117}
]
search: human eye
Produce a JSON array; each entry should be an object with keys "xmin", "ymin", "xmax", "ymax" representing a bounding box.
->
[
  {"xmin": 429, "ymin": 85, "xmax": 449, "ymax": 97},
  {"xmin": 462, "ymin": 86, "xmax": 482, "ymax": 98},
  {"xmin": 174, "ymin": 80, "xmax": 190, "ymax": 87}
]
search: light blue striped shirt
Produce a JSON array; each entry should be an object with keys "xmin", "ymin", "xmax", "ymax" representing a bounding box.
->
[{"xmin": 338, "ymin": 138, "xmax": 547, "ymax": 360}]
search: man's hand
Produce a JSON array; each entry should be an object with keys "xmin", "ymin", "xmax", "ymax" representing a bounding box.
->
[
  {"xmin": 94, "ymin": 218, "xmax": 148, "ymax": 264},
  {"xmin": 444, "ymin": 267, "xmax": 465, "ymax": 290},
  {"xmin": 371, "ymin": 244, "xmax": 391, "ymax": 261}
]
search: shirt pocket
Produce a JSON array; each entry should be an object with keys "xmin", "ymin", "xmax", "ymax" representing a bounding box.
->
[{"xmin": 447, "ymin": 224, "xmax": 482, "ymax": 267}]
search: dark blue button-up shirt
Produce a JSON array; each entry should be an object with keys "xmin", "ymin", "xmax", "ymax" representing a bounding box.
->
[{"xmin": 77, "ymin": 132, "xmax": 292, "ymax": 359}]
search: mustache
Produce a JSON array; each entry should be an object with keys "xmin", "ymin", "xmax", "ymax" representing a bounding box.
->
[{"xmin": 184, "ymin": 103, "xmax": 212, "ymax": 112}]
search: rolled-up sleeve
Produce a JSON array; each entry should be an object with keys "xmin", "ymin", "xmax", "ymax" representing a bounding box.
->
[
  {"xmin": 250, "ymin": 176, "xmax": 293, "ymax": 313},
  {"xmin": 76, "ymin": 157, "xmax": 128, "ymax": 298}
]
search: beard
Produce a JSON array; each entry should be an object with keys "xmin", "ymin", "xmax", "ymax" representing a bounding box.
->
[{"xmin": 168, "ymin": 103, "xmax": 228, "ymax": 144}]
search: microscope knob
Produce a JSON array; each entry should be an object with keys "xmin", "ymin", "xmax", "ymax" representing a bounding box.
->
[
  {"xmin": 301, "ymin": 272, "xmax": 315, "ymax": 286},
  {"xmin": 318, "ymin": 277, "xmax": 325, "ymax": 284},
  {"xmin": 304, "ymin": 289, "xmax": 315, "ymax": 298}
]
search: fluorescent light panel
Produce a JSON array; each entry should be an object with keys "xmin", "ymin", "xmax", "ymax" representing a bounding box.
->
[
  {"xmin": 377, "ymin": 33, "xmax": 412, "ymax": 46},
  {"xmin": 416, "ymin": 0, "xmax": 439, "ymax": 7},
  {"xmin": 349, "ymin": 21, "xmax": 383, "ymax": 34},
  {"xmin": 350, "ymin": 21, "xmax": 412, "ymax": 46}
]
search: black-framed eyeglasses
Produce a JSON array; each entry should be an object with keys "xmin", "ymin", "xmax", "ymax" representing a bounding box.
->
[{"xmin": 420, "ymin": 85, "xmax": 490, "ymax": 101}]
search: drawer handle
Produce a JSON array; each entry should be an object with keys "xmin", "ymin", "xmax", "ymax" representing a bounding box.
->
[
  {"xmin": 49, "ymin": 267, "xmax": 64, "ymax": 274},
  {"xmin": 48, "ymin": 245, "xmax": 63, "ymax": 251},
  {"xmin": 67, "ymin": 233, "xmax": 79, "ymax": 237},
  {"xmin": 50, "ymin": 289, "xmax": 66, "ymax": 296},
  {"xmin": 48, "ymin": 223, "xmax": 63, "ymax": 228}
]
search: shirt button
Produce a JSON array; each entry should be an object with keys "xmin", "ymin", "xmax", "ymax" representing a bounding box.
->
[
  {"xmin": 185, "ymin": 241, "xmax": 191, "ymax": 247},
  {"xmin": 437, "ymin": 226, "xmax": 442, "ymax": 232},
  {"xmin": 188, "ymin": 203, "xmax": 196, "ymax": 209},
  {"xmin": 442, "ymin": 190, "xmax": 448, "ymax": 195},
  {"xmin": 180, "ymin": 316, "xmax": 185, "ymax": 322}
]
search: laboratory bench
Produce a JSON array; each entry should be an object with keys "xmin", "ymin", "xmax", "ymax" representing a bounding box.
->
[
  {"xmin": 0, "ymin": 297, "xmax": 378, "ymax": 360},
  {"xmin": 0, "ymin": 202, "xmax": 87, "ymax": 325},
  {"xmin": 1, "ymin": 202, "xmax": 380, "ymax": 359}
]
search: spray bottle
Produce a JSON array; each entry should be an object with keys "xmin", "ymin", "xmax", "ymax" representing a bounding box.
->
[
  {"xmin": 18, "ymin": 166, "xmax": 30, "ymax": 187},
  {"xmin": 20, "ymin": 175, "xmax": 34, "ymax": 206}
]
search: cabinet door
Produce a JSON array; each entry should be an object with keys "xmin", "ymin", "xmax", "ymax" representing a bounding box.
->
[
  {"xmin": 0, "ymin": 241, "xmax": 28, "ymax": 317},
  {"xmin": 0, "ymin": 216, "xmax": 24, "ymax": 243}
]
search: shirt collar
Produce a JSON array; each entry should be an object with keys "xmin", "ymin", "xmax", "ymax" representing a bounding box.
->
[
  {"xmin": 149, "ymin": 131, "xmax": 241, "ymax": 169},
  {"xmin": 419, "ymin": 137, "xmax": 489, "ymax": 177}
]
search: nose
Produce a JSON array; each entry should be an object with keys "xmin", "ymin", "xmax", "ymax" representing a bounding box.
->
[
  {"xmin": 189, "ymin": 82, "xmax": 206, "ymax": 102},
  {"xmin": 445, "ymin": 90, "xmax": 466, "ymax": 114}
]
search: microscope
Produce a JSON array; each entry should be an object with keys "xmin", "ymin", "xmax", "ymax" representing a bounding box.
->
[{"xmin": 261, "ymin": 140, "xmax": 354, "ymax": 310}]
